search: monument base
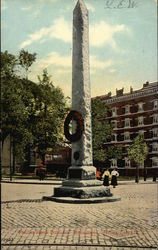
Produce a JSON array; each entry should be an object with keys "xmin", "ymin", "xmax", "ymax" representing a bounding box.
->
[
  {"xmin": 43, "ymin": 181, "xmax": 121, "ymax": 202},
  {"xmin": 43, "ymin": 196, "xmax": 121, "ymax": 204},
  {"xmin": 53, "ymin": 185, "xmax": 111, "ymax": 198},
  {"xmin": 42, "ymin": 166, "xmax": 121, "ymax": 203}
]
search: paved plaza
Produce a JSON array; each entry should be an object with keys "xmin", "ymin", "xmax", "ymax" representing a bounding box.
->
[{"xmin": 1, "ymin": 181, "xmax": 158, "ymax": 249}]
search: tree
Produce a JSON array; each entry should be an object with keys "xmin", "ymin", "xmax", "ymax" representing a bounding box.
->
[
  {"xmin": 1, "ymin": 52, "xmax": 29, "ymax": 144},
  {"xmin": 1, "ymin": 51, "xmax": 18, "ymax": 78},
  {"xmin": 1, "ymin": 75, "xmax": 35, "ymax": 168},
  {"xmin": 19, "ymin": 49, "xmax": 36, "ymax": 79},
  {"xmin": 34, "ymin": 69, "xmax": 68, "ymax": 161},
  {"xmin": 128, "ymin": 134, "xmax": 149, "ymax": 183},
  {"xmin": 92, "ymin": 99, "xmax": 122, "ymax": 166},
  {"xmin": 1, "ymin": 51, "xmax": 68, "ymax": 172}
]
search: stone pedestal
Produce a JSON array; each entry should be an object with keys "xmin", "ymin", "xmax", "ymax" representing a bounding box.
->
[
  {"xmin": 53, "ymin": 166, "xmax": 112, "ymax": 199},
  {"xmin": 51, "ymin": 173, "xmax": 113, "ymax": 200},
  {"xmin": 54, "ymin": 185, "xmax": 111, "ymax": 199}
]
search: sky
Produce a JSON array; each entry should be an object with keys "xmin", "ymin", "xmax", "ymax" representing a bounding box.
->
[{"xmin": 1, "ymin": 0, "xmax": 157, "ymax": 98}]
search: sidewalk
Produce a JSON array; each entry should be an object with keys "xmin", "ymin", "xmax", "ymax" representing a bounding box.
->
[
  {"xmin": 1, "ymin": 177, "xmax": 157, "ymax": 185},
  {"xmin": 1, "ymin": 178, "xmax": 62, "ymax": 185}
]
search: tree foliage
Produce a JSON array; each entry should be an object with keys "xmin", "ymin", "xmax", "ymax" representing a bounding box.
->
[
  {"xmin": 19, "ymin": 49, "xmax": 36, "ymax": 79},
  {"xmin": 1, "ymin": 51, "xmax": 18, "ymax": 78},
  {"xmin": 34, "ymin": 69, "xmax": 68, "ymax": 159},
  {"xmin": 1, "ymin": 50, "xmax": 68, "ymax": 166},
  {"xmin": 127, "ymin": 134, "xmax": 149, "ymax": 166},
  {"xmin": 92, "ymin": 99, "xmax": 122, "ymax": 164}
]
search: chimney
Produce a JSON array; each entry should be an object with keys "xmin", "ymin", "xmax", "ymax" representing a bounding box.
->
[
  {"xmin": 116, "ymin": 87, "xmax": 124, "ymax": 97},
  {"xmin": 143, "ymin": 81, "xmax": 149, "ymax": 88},
  {"xmin": 130, "ymin": 86, "xmax": 133, "ymax": 93}
]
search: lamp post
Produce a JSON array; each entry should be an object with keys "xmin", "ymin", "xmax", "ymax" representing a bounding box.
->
[{"xmin": 10, "ymin": 134, "xmax": 12, "ymax": 181}]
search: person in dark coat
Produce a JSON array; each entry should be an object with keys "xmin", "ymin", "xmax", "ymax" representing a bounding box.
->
[
  {"xmin": 111, "ymin": 168, "xmax": 119, "ymax": 188},
  {"xmin": 102, "ymin": 169, "xmax": 111, "ymax": 186},
  {"xmin": 37, "ymin": 162, "xmax": 46, "ymax": 181},
  {"xmin": 38, "ymin": 168, "xmax": 45, "ymax": 180}
]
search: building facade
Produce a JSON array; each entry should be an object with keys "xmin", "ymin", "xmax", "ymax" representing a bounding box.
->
[{"xmin": 95, "ymin": 81, "xmax": 158, "ymax": 171}]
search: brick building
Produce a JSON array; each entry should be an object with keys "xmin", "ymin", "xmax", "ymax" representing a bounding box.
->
[{"xmin": 94, "ymin": 81, "xmax": 158, "ymax": 172}]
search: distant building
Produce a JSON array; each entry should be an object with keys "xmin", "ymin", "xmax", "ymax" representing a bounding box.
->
[{"xmin": 94, "ymin": 81, "xmax": 158, "ymax": 171}]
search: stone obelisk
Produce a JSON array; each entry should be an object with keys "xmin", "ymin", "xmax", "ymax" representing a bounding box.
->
[
  {"xmin": 45, "ymin": 0, "xmax": 121, "ymax": 202},
  {"xmin": 69, "ymin": 0, "xmax": 95, "ymax": 180}
]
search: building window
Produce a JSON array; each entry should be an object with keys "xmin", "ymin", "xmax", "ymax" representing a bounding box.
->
[
  {"xmin": 112, "ymin": 107, "xmax": 117, "ymax": 117},
  {"xmin": 138, "ymin": 116, "xmax": 144, "ymax": 126},
  {"xmin": 111, "ymin": 133, "xmax": 117, "ymax": 142},
  {"xmin": 139, "ymin": 130, "xmax": 145, "ymax": 136},
  {"xmin": 152, "ymin": 143, "xmax": 158, "ymax": 152},
  {"xmin": 111, "ymin": 159, "xmax": 117, "ymax": 167},
  {"xmin": 139, "ymin": 161, "xmax": 144, "ymax": 168},
  {"xmin": 45, "ymin": 154, "xmax": 53, "ymax": 161},
  {"xmin": 125, "ymin": 157, "xmax": 131, "ymax": 168},
  {"xmin": 153, "ymin": 114, "xmax": 158, "ymax": 124},
  {"xmin": 111, "ymin": 120, "xmax": 117, "ymax": 128},
  {"xmin": 124, "ymin": 132, "xmax": 130, "ymax": 141},
  {"xmin": 52, "ymin": 155, "xmax": 63, "ymax": 160},
  {"xmin": 125, "ymin": 118, "xmax": 130, "ymax": 127},
  {"xmin": 138, "ymin": 102, "xmax": 143, "ymax": 112},
  {"xmin": 153, "ymin": 100, "xmax": 158, "ymax": 109},
  {"xmin": 153, "ymin": 129, "xmax": 158, "ymax": 138},
  {"xmin": 125, "ymin": 105, "xmax": 130, "ymax": 114},
  {"xmin": 152, "ymin": 157, "xmax": 158, "ymax": 167}
]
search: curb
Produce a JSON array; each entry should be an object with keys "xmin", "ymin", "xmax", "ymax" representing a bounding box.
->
[
  {"xmin": 1, "ymin": 180, "xmax": 157, "ymax": 185},
  {"xmin": 1, "ymin": 180, "xmax": 62, "ymax": 185}
]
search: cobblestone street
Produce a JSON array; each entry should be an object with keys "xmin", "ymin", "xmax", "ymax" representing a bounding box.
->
[{"xmin": 1, "ymin": 182, "xmax": 158, "ymax": 249}]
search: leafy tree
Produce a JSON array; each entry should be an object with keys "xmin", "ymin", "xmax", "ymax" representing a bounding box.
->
[
  {"xmin": 19, "ymin": 49, "xmax": 36, "ymax": 79},
  {"xmin": 1, "ymin": 51, "xmax": 18, "ymax": 78},
  {"xmin": 1, "ymin": 74, "xmax": 36, "ymax": 169},
  {"xmin": 1, "ymin": 51, "xmax": 28, "ymax": 145},
  {"xmin": 128, "ymin": 134, "xmax": 149, "ymax": 183},
  {"xmin": 1, "ymin": 51, "xmax": 68, "ymax": 172},
  {"xmin": 92, "ymin": 99, "xmax": 122, "ymax": 166},
  {"xmin": 33, "ymin": 69, "xmax": 68, "ymax": 161}
]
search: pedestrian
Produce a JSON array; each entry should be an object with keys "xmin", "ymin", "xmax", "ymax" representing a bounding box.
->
[
  {"xmin": 96, "ymin": 168, "xmax": 102, "ymax": 181},
  {"xmin": 111, "ymin": 168, "xmax": 119, "ymax": 188},
  {"xmin": 153, "ymin": 171, "xmax": 156, "ymax": 182},
  {"xmin": 38, "ymin": 162, "xmax": 46, "ymax": 181},
  {"xmin": 143, "ymin": 168, "xmax": 147, "ymax": 181},
  {"xmin": 102, "ymin": 168, "xmax": 111, "ymax": 186}
]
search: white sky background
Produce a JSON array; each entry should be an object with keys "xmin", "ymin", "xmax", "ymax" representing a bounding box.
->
[{"xmin": 1, "ymin": 0, "xmax": 157, "ymax": 98}]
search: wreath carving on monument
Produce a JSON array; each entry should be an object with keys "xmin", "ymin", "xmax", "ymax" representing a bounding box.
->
[{"xmin": 64, "ymin": 110, "xmax": 84, "ymax": 142}]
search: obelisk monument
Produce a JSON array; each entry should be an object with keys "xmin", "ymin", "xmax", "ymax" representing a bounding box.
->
[
  {"xmin": 46, "ymin": 0, "xmax": 120, "ymax": 202},
  {"xmin": 69, "ymin": 0, "xmax": 95, "ymax": 180}
]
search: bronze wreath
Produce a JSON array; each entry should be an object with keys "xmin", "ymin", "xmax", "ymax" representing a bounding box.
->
[{"xmin": 64, "ymin": 110, "xmax": 84, "ymax": 142}]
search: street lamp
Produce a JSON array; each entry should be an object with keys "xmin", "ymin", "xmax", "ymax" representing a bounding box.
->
[{"xmin": 10, "ymin": 134, "xmax": 12, "ymax": 181}]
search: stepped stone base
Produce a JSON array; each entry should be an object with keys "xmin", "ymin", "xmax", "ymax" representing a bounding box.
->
[
  {"xmin": 62, "ymin": 179, "xmax": 102, "ymax": 187},
  {"xmin": 43, "ymin": 166, "xmax": 121, "ymax": 203},
  {"xmin": 54, "ymin": 166, "xmax": 112, "ymax": 199},
  {"xmin": 53, "ymin": 185, "xmax": 112, "ymax": 199},
  {"xmin": 43, "ymin": 196, "xmax": 121, "ymax": 204}
]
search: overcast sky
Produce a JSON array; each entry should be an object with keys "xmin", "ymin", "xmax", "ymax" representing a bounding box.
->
[{"xmin": 1, "ymin": 0, "xmax": 157, "ymax": 98}]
